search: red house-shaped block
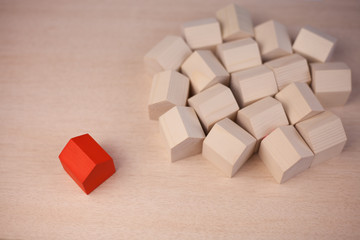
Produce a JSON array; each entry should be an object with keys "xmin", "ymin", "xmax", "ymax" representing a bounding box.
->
[{"xmin": 59, "ymin": 134, "xmax": 115, "ymax": 194}]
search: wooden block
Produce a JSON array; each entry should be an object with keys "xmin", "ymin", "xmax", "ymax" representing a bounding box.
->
[
  {"xmin": 188, "ymin": 83, "xmax": 239, "ymax": 133},
  {"xmin": 144, "ymin": 35, "xmax": 192, "ymax": 75},
  {"xmin": 59, "ymin": 134, "xmax": 116, "ymax": 194},
  {"xmin": 159, "ymin": 106, "xmax": 205, "ymax": 162},
  {"xmin": 230, "ymin": 65, "xmax": 278, "ymax": 107},
  {"xmin": 259, "ymin": 125, "xmax": 314, "ymax": 183},
  {"xmin": 275, "ymin": 82, "xmax": 324, "ymax": 125},
  {"xmin": 310, "ymin": 62, "xmax": 352, "ymax": 107},
  {"xmin": 181, "ymin": 50, "xmax": 229, "ymax": 94},
  {"xmin": 265, "ymin": 53, "xmax": 311, "ymax": 90},
  {"xmin": 236, "ymin": 96, "xmax": 289, "ymax": 150},
  {"xmin": 148, "ymin": 70, "xmax": 190, "ymax": 120},
  {"xmin": 254, "ymin": 20, "xmax": 292, "ymax": 61},
  {"xmin": 202, "ymin": 118, "xmax": 256, "ymax": 177},
  {"xmin": 293, "ymin": 26, "xmax": 337, "ymax": 62},
  {"xmin": 216, "ymin": 3, "xmax": 254, "ymax": 41},
  {"xmin": 182, "ymin": 18, "xmax": 222, "ymax": 50},
  {"xmin": 216, "ymin": 38, "xmax": 261, "ymax": 73},
  {"xmin": 295, "ymin": 111, "xmax": 347, "ymax": 167}
]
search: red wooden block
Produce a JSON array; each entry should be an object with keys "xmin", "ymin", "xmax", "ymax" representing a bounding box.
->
[{"xmin": 59, "ymin": 134, "xmax": 115, "ymax": 194}]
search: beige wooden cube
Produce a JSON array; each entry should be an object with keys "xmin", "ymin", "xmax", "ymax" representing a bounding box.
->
[
  {"xmin": 216, "ymin": 3, "xmax": 254, "ymax": 41},
  {"xmin": 144, "ymin": 35, "xmax": 192, "ymax": 75},
  {"xmin": 275, "ymin": 82, "xmax": 324, "ymax": 125},
  {"xmin": 293, "ymin": 26, "xmax": 337, "ymax": 62},
  {"xmin": 295, "ymin": 111, "xmax": 347, "ymax": 167},
  {"xmin": 148, "ymin": 70, "xmax": 190, "ymax": 120},
  {"xmin": 202, "ymin": 118, "xmax": 256, "ymax": 177},
  {"xmin": 188, "ymin": 84, "xmax": 239, "ymax": 133},
  {"xmin": 259, "ymin": 125, "xmax": 314, "ymax": 183},
  {"xmin": 181, "ymin": 50, "xmax": 229, "ymax": 94},
  {"xmin": 265, "ymin": 53, "xmax": 311, "ymax": 90},
  {"xmin": 159, "ymin": 106, "xmax": 205, "ymax": 162},
  {"xmin": 182, "ymin": 18, "xmax": 222, "ymax": 50},
  {"xmin": 254, "ymin": 20, "xmax": 292, "ymax": 61},
  {"xmin": 236, "ymin": 97, "xmax": 289, "ymax": 150},
  {"xmin": 230, "ymin": 65, "xmax": 278, "ymax": 107},
  {"xmin": 310, "ymin": 62, "xmax": 352, "ymax": 107},
  {"xmin": 216, "ymin": 38, "xmax": 262, "ymax": 73}
]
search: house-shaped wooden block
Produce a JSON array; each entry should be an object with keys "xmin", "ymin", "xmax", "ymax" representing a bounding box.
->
[
  {"xmin": 236, "ymin": 96, "xmax": 289, "ymax": 150},
  {"xmin": 148, "ymin": 70, "xmax": 189, "ymax": 120},
  {"xmin": 265, "ymin": 53, "xmax": 311, "ymax": 90},
  {"xmin": 144, "ymin": 35, "xmax": 192, "ymax": 75},
  {"xmin": 293, "ymin": 26, "xmax": 336, "ymax": 62},
  {"xmin": 275, "ymin": 82, "xmax": 324, "ymax": 125},
  {"xmin": 254, "ymin": 20, "xmax": 292, "ymax": 61},
  {"xmin": 310, "ymin": 62, "xmax": 352, "ymax": 107},
  {"xmin": 182, "ymin": 18, "xmax": 222, "ymax": 50},
  {"xmin": 295, "ymin": 111, "xmax": 347, "ymax": 167},
  {"xmin": 59, "ymin": 134, "xmax": 116, "ymax": 194},
  {"xmin": 202, "ymin": 118, "xmax": 256, "ymax": 177},
  {"xmin": 216, "ymin": 38, "xmax": 262, "ymax": 73},
  {"xmin": 188, "ymin": 83, "xmax": 239, "ymax": 133},
  {"xmin": 181, "ymin": 50, "xmax": 229, "ymax": 94},
  {"xmin": 230, "ymin": 65, "xmax": 278, "ymax": 107},
  {"xmin": 259, "ymin": 125, "xmax": 314, "ymax": 183},
  {"xmin": 216, "ymin": 3, "xmax": 254, "ymax": 41},
  {"xmin": 159, "ymin": 106, "xmax": 205, "ymax": 162}
]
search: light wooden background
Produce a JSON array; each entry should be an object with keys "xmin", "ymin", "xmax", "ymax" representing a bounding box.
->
[{"xmin": 1, "ymin": 0, "xmax": 359, "ymax": 239}]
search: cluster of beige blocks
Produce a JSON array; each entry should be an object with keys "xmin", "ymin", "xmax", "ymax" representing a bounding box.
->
[{"xmin": 144, "ymin": 3, "xmax": 351, "ymax": 184}]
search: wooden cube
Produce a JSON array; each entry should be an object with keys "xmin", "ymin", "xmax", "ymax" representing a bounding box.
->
[
  {"xmin": 293, "ymin": 26, "xmax": 337, "ymax": 62},
  {"xmin": 295, "ymin": 111, "xmax": 347, "ymax": 167},
  {"xmin": 188, "ymin": 83, "xmax": 239, "ymax": 133},
  {"xmin": 182, "ymin": 18, "xmax": 222, "ymax": 50},
  {"xmin": 236, "ymin": 97, "xmax": 289, "ymax": 150},
  {"xmin": 254, "ymin": 20, "xmax": 292, "ymax": 61},
  {"xmin": 159, "ymin": 106, "xmax": 205, "ymax": 162},
  {"xmin": 231, "ymin": 65, "xmax": 278, "ymax": 107},
  {"xmin": 148, "ymin": 70, "xmax": 190, "ymax": 120},
  {"xmin": 310, "ymin": 62, "xmax": 352, "ymax": 107},
  {"xmin": 259, "ymin": 125, "xmax": 314, "ymax": 183},
  {"xmin": 216, "ymin": 3, "xmax": 254, "ymax": 41},
  {"xmin": 181, "ymin": 50, "xmax": 229, "ymax": 94},
  {"xmin": 59, "ymin": 134, "xmax": 116, "ymax": 194},
  {"xmin": 275, "ymin": 82, "xmax": 324, "ymax": 125},
  {"xmin": 265, "ymin": 53, "xmax": 311, "ymax": 90},
  {"xmin": 202, "ymin": 118, "xmax": 256, "ymax": 177},
  {"xmin": 144, "ymin": 35, "xmax": 192, "ymax": 75},
  {"xmin": 216, "ymin": 38, "xmax": 262, "ymax": 73}
]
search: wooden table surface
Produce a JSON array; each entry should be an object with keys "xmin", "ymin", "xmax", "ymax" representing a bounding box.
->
[{"xmin": 1, "ymin": 0, "xmax": 359, "ymax": 239}]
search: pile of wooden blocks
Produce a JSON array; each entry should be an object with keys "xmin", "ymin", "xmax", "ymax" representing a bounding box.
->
[{"xmin": 145, "ymin": 4, "xmax": 351, "ymax": 183}]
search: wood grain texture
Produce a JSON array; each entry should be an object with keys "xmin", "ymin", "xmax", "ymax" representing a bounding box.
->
[
  {"xmin": 0, "ymin": 0, "xmax": 360, "ymax": 239},
  {"xmin": 295, "ymin": 111, "xmax": 347, "ymax": 167},
  {"xmin": 265, "ymin": 53, "xmax": 311, "ymax": 90}
]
